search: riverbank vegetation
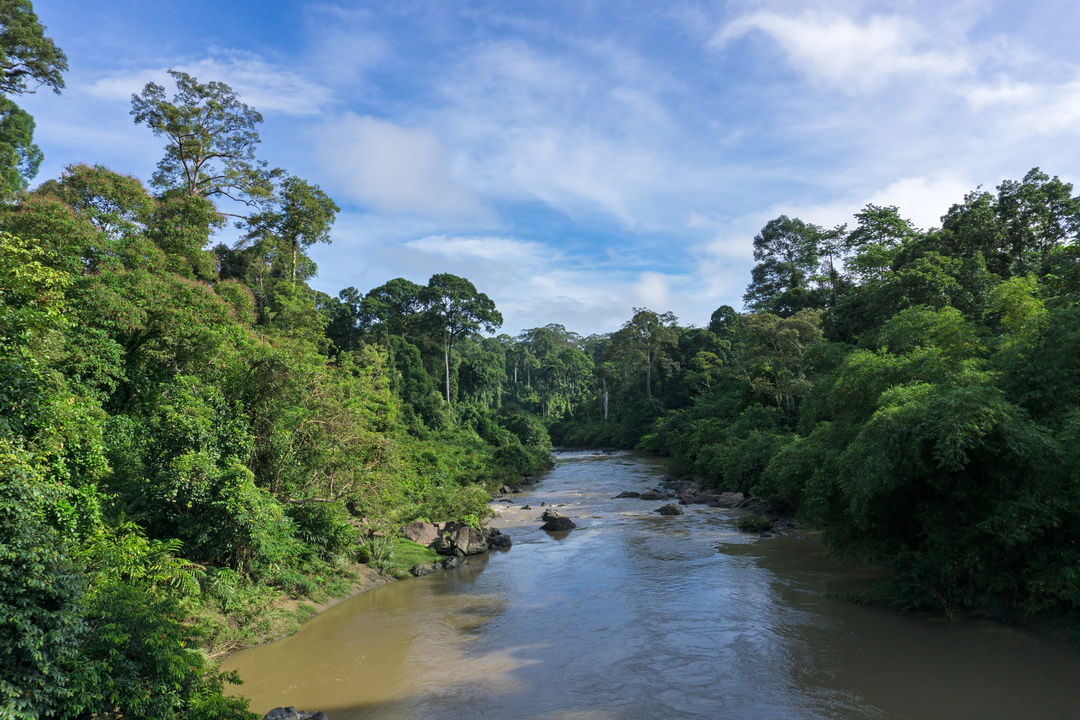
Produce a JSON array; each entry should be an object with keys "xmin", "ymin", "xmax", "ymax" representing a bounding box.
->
[
  {"xmin": 0, "ymin": 8, "xmax": 550, "ymax": 717},
  {"xmin": 545, "ymin": 179, "xmax": 1080, "ymax": 627}
]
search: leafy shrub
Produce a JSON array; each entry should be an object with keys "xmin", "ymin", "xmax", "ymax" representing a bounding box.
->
[
  {"xmin": 286, "ymin": 502, "xmax": 360, "ymax": 561},
  {"xmin": 737, "ymin": 514, "xmax": 773, "ymax": 533}
]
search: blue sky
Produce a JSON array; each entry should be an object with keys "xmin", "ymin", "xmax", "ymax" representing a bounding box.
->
[{"xmin": 18, "ymin": 0, "xmax": 1080, "ymax": 335}]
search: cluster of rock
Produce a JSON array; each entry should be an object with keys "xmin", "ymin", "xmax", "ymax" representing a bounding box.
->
[
  {"xmin": 611, "ymin": 480, "xmax": 748, "ymax": 517},
  {"xmin": 401, "ymin": 521, "xmax": 512, "ymax": 577},
  {"xmin": 496, "ymin": 475, "xmax": 540, "ymax": 495},
  {"xmin": 660, "ymin": 478, "xmax": 748, "ymax": 508},
  {"xmin": 262, "ymin": 708, "xmax": 327, "ymax": 720},
  {"xmin": 613, "ymin": 489, "xmax": 673, "ymax": 501}
]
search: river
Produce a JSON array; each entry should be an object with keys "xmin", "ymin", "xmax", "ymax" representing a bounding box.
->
[{"xmin": 223, "ymin": 451, "xmax": 1080, "ymax": 719}]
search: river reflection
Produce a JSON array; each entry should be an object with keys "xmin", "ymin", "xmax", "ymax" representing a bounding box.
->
[{"xmin": 223, "ymin": 452, "xmax": 1080, "ymax": 719}]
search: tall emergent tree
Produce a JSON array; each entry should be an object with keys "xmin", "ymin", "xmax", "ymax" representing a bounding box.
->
[
  {"xmin": 424, "ymin": 273, "xmax": 502, "ymax": 404},
  {"xmin": 615, "ymin": 308, "xmax": 678, "ymax": 398},
  {"xmin": 0, "ymin": 0, "xmax": 67, "ymax": 192},
  {"xmin": 131, "ymin": 70, "xmax": 278, "ymax": 207},
  {"xmin": 743, "ymin": 215, "xmax": 822, "ymax": 315},
  {"xmin": 243, "ymin": 176, "xmax": 339, "ymax": 282}
]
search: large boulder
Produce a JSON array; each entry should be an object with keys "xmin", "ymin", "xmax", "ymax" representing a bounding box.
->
[
  {"xmin": 487, "ymin": 528, "xmax": 512, "ymax": 550},
  {"xmin": 401, "ymin": 521, "xmax": 440, "ymax": 546},
  {"xmin": 263, "ymin": 709, "xmax": 329, "ymax": 720},
  {"xmin": 639, "ymin": 490, "xmax": 669, "ymax": 501},
  {"xmin": 432, "ymin": 535, "xmax": 454, "ymax": 556},
  {"xmin": 540, "ymin": 510, "xmax": 576, "ymax": 531},
  {"xmin": 711, "ymin": 492, "xmax": 745, "ymax": 508},
  {"xmin": 613, "ymin": 491, "xmax": 641, "ymax": 498},
  {"xmin": 449, "ymin": 525, "xmax": 489, "ymax": 555},
  {"xmin": 264, "ymin": 710, "xmax": 301, "ymax": 720},
  {"xmin": 656, "ymin": 503, "xmax": 685, "ymax": 515},
  {"xmin": 541, "ymin": 516, "xmax": 577, "ymax": 531}
]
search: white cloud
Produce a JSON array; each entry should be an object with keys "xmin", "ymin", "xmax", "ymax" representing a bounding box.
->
[
  {"xmin": 433, "ymin": 40, "xmax": 690, "ymax": 228},
  {"xmin": 867, "ymin": 174, "xmax": 972, "ymax": 229},
  {"xmin": 309, "ymin": 228, "xmax": 704, "ymax": 335},
  {"xmin": 963, "ymin": 76, "xmax": 1080, "ymax": 138},
  {"xmin": 632, "ymin": 271, "xmax": 674, "ymax": 312},
  {"xmin": 314, "ymin": 113, "xmax": 495, "ymax": 222},
  {"xmin": 303, "ymin": 5, "xmax": 387, "ymax": 87},
  {"xmin": 963, "ymin": 79, "xmax": 1037, "ymax": 108},
  {"xmin": 756, "ymin": 173, "xmax": 972, "ymax": 233},
  {"xmin": 713, "ymin": 11, "xmax": 971, "ymax": 91},
  {"xmin": 690, "ymin": 171, "xmax": 975, "ymax": 312},
  {"xmin": 404, "ymin": 235, "xmax": 548, "ymax": 264},
  {"xmin": 84, "ymin": 52, "xmax": 334, "ymax": 116}
]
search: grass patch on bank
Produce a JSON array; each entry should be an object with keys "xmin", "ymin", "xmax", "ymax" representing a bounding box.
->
[
  {"xmin": 357, "ymin": 537, "xmax": 441, "ymax": 579},
  {"xmin": 392, "ymin": 538, "xmax": 441, "ymax": 569},
  {"xmin": 358, "ymin": 535, "xmax": 442, "ymax": 578}
]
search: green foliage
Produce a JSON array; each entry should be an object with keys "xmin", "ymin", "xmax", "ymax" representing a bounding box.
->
[
  {"xmin": 632, "ymin": 168, "xmax": 1080, "ymax": 622},
  {"xmin": 131, "ymin": 69, "xmax": 277, "ymax": 204},
  {"xmin": 0, "ymin": 0, "xmax": 66, "ymax": 192},
  {"xmin": 737, "ymin": 514, "xmax": 773, "ymax": 533},
  {"xmin": 744, "ymin": 215, "xmax": 824, "ymax": 315},
  {"xmin": 0, "ymin": 97, "xmax": 40, "ymax": 191},
  {"xmin": 381, "ymin": 538, "xmax": 440, "ymax": 578},
  {"xmin": 0, "ymin": 440, "xmax": 88, "ymax": 718},
  {"xmin": 0, "ymin": 0, "xmax": 67, "ymax": 97},
  {"xmin": 286, "ymin": 502, "xmax": 360, "ymax": 561}
]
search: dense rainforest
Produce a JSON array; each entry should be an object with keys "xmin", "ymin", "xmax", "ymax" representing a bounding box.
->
[{"xmin": 2, "ymin": 2, "xmax": 1079, "ymax": 718}]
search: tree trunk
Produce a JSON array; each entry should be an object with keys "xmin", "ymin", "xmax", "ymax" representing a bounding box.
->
[
  {"xmin": 646, "ymin": 348, "xmax": 652, "ymax": 398},
  {"xmin": 603, "ymin": 377, "xmax": 609, "ymax": 421},
  {"xmin": 444, "ymin": 332, "xmax": 451, "ymax": 404},
  {"xmin": 291, "ymin": 240, "xmax": 298, "ymax": 283}
]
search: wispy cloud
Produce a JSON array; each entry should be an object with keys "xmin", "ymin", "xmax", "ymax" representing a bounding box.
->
[
  {"xmin": 301, "ymin": 4, "xmax": 387, "ymax": 91},
  {"xmin": 84, "ymin": 51, "xmax": 334, "ymax": 116},
  {"xmin": 433, "ymin": 40, "xmax": 694, "ymax": 228},
  {"xmin": 712, "ymin": 11, "xmax": 972, "ymax": 92},
  {"xmin": 313, "ymin": 113, "xmax": 496, "ymax": 222},
  {"xmin": 964, "ymin": 75, "xmax": 1080, "ymax": 137}
]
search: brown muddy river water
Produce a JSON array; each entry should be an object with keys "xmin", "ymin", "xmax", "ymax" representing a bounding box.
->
[{"xmin": 223, "ymin": 451, "xmax": 1080, "ymax": 719}]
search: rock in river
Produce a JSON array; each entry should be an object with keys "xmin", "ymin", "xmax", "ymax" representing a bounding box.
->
[
  {"xmin": 711, "ymin": 491, "xmax": 745, "ymax": 508},
  {"xmin": 487, "ymin": 528, "xmax": 512, "ymax": 550},
  {"xmin": 656, "ymin": 503, "xmax": 685, "ymax": 515},
  {"xmin": 449, "ymin": 525, "xmax": 489, "ymax": 555},
  {"xmin": 541, "ymin": 516, "xmax": 577, "ymax": 531},
  {"xmin": 263, "ymin": 708, "xmax": 329, "ymax": 720},
  {"xmin": 540, "ymin": 509, "xmax": 577, "ymax": 531},
  {"xmin": 433, "ymin": 535, "xmax": 455, "ymax": 556}
]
